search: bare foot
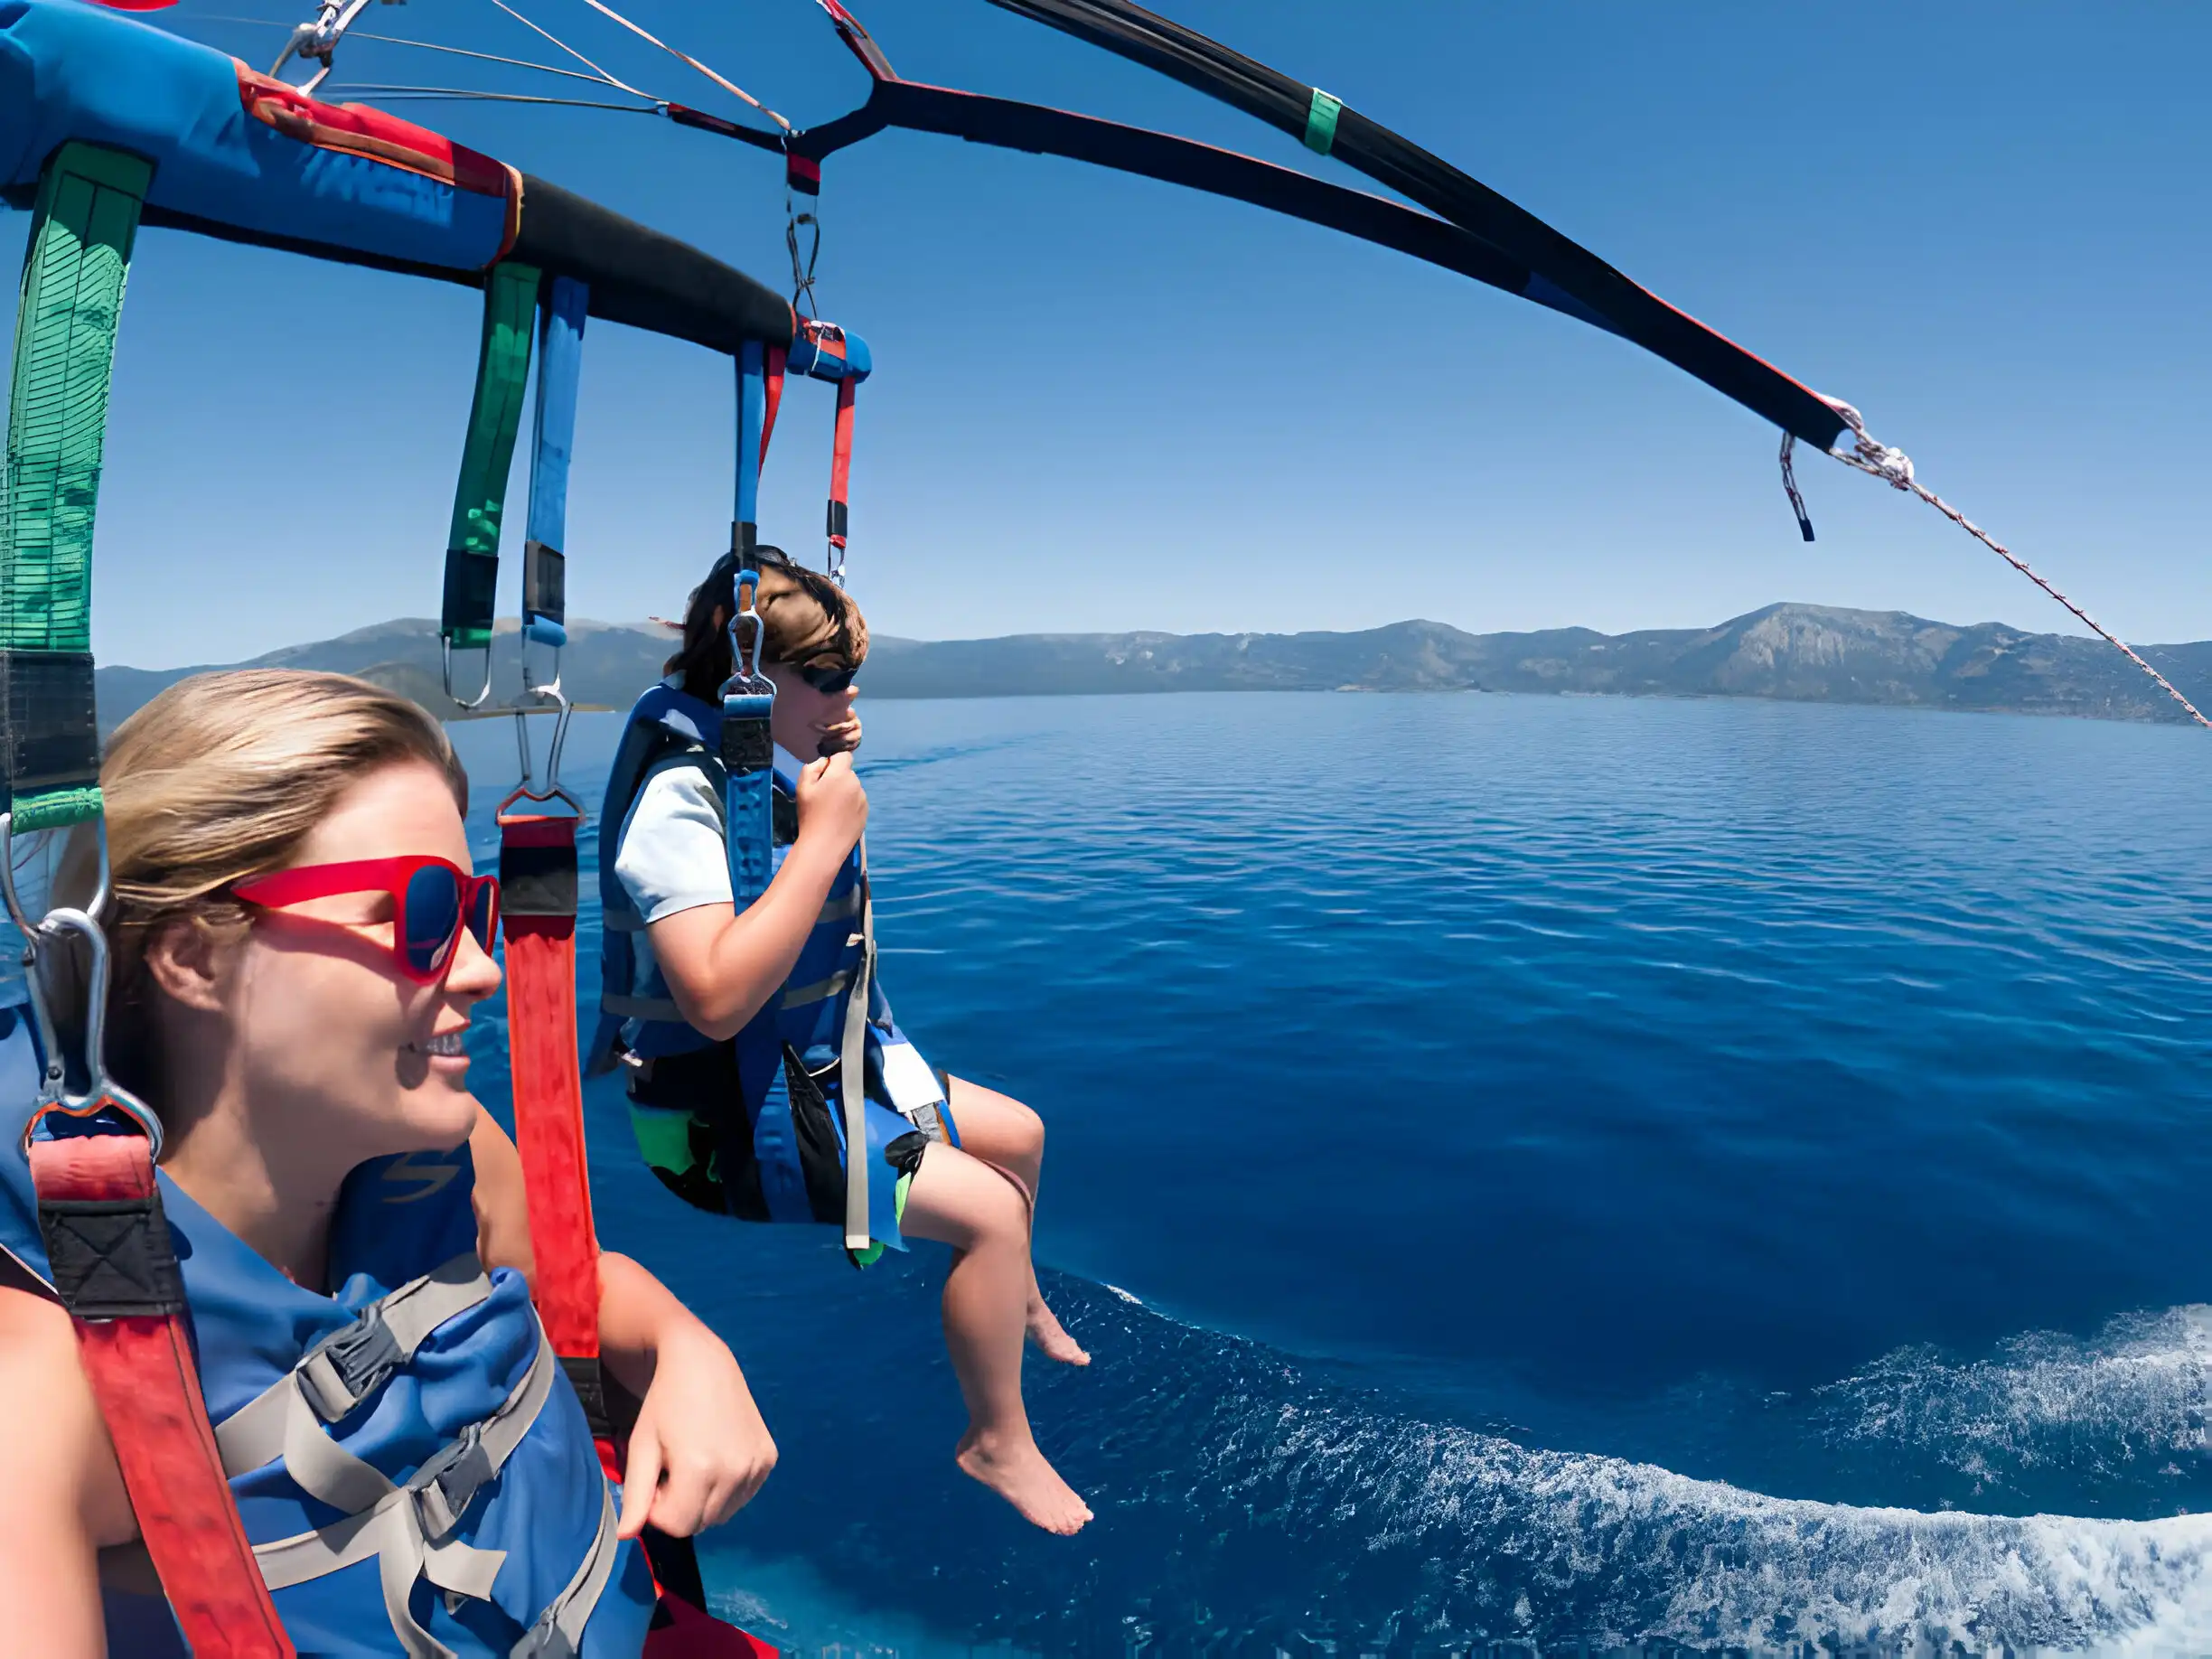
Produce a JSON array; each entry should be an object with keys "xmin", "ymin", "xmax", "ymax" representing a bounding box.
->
[
  {"xmin": 956, "ymin": 1429, "xmax": 1093, "ymax": 1535},
  {"xmin": 1026, "ymin": 1298, "xmax": 1091, "ymax": 1367}
]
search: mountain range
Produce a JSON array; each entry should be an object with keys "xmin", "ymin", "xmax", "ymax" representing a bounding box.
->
[{"xmin": 91, "ymin": 604, "xmax": 2212, "ymax": 732}]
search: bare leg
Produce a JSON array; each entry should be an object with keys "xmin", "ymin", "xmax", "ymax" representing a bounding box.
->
[
  {"xmin": 940, "ymin": 1077, "xmax": 1089, "ymax": 1365},
  {"xmin": 900, "ymin": 1143, "xmax": 1092, "ymax": 1534}
]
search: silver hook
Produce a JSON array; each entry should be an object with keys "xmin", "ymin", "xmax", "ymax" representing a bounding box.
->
[
  {"xmin": 1, "ymin": 811, "xmax": 109, "ymax": 931},
  {"xmin": 442, "ymin": 638, "xmax": 495, "ymax": 711},
  {"xmin": 499, "ymin": 687, "xmax": 584, "ymax": 818}
]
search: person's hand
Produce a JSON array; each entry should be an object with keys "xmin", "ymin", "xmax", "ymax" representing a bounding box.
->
[
  {"xmin": 616, "ymin": 1320, "xmax": 776, "ymax": 1540},
  {"xmin": 793, "ymin": 751, "xmax": 867, "ymax": 855}
]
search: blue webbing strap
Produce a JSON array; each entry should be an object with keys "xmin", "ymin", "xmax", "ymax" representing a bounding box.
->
[
  {"xmin": 522, "ymin": 276, "xmax": 587, "ymax": 650},
  {"xmin": 732, "ymin": 339, "xmax": 765, "ymax": 561}
]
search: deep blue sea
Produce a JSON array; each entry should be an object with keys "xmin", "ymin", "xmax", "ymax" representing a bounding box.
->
[{"xmin": 450, "ymin": 691, "xmax": 2212, "ymax": 1658}]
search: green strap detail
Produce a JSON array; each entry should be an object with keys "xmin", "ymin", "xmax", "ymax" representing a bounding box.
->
[
  {"xmin": 628, "ymin": 1101, "xmax": 699, "ymax": 1178},
  {"xmin": 440, "ymin": 262, "xmax": 539, "ymax": 651},
  {"xmin": 846, "ymin": 1170, "xmax": 914, "ymax": 1272},
  {"xmin": 1303, "ymin": 89, "xmax": 1342, "ymax": 156},
  {"xmin": 1, "ymin": 143, "xmax": 153, "ymax": 830}
]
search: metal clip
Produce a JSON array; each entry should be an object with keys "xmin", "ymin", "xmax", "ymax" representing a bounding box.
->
[
  {"xmin": 720, "ymin": 567, "xmax": 778, "ymax": 698},
  {"xmin": 441, "ymin": 637, "xmax": 495, "ymax": 711},
  {"xmin": 495, "ymin": 686, "xmax": 584, "ymax": 820},
  {"xmin": 0, "ymin": 840, "xmax": 162, "ymax": 1159},
  {"xmin": 268, "ymin": 0, "xmax": 378, "ymax": 94}
]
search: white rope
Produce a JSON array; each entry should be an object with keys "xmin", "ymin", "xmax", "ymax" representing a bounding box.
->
[
  {"xmin": 345, "ymin": 32, "xmax": 647, "ymax": 93},
  {"xmin": 1808, "ymin": 398, "xmax": 2209, "ymax": 731},
  {"xmin": 323, "ymin": 84, "xmax": 662, "ymax": 113},
  {"xmin": 573, "ymin": 0, "xmax": 792, "ymax": 132},
  {"xmin": 483, "ymin": 0, "xmax": 652, "ymax": 100}
]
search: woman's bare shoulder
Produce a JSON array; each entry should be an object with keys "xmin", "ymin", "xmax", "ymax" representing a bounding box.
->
[{"xmin": 0, "ymin": 1260, "xmax": 136, "ymax": 1548}]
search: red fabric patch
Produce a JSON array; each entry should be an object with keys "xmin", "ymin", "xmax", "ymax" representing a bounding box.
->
[{"xmin": 234, "ymin": 64, "xmax": 515, "ymax": 200}]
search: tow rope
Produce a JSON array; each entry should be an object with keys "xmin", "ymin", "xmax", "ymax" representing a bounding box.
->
[{"xmin": 5, "ymin": 143, "xmax": 293, "ymax": 1656}]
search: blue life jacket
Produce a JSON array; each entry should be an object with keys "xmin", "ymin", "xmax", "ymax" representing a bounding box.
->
[
  {"xmin": 588, "ymin": 683, "xmax": 951, "ymax": 1254},
  {"xmin": 0, "ymin": 1004, "xmax": 658, "ymax": 1659}
]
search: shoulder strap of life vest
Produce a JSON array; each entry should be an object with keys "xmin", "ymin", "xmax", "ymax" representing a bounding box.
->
[{"xmin": 33, "ymin": 1129, "xmax": 295, "ymax": 1656}]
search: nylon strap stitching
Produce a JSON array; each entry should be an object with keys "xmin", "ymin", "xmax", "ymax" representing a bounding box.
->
[
  {"xmin": 2, "ymin": 144, "xmax": 152, "ymax": 830},
  {"xmin": 441, "ymin": 263, "xmax": 539, "ymax": 655}
]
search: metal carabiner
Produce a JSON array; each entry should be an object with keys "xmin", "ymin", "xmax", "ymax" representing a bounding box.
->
[
  {"xmin": 14, "ymin": 907, "xmax": 164, "ymax": 1159},
  {"xmin": 1, "ymin": 811, "xmax": 110, "ymax": 932},
  {"xmin": 720, "ymin": 567, "xmax": 777, "ymax": 698},
  {"xmin": 442, "ymin": 637, "xmax": 496, "ymax": 712},
  {"xmin": 496, "ymin": 688, "xmax": 585, "ymax": 820},
  {"xmin": 268, "ymin": 0, "xmax": 375, "ymax": 94},
  {"xmin": 520, "ymin": 628, "xmax": 564, "ymax": 703}
]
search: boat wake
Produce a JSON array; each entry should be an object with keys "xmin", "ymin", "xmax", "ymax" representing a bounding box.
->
[{"xmin": 699, "ymin": 1263, "xmax": 2212, "ymax": 1656}]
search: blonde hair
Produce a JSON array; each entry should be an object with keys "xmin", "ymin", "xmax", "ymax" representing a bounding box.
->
[{"xmin": 101, "ymin": 670, "xmax": 467, "ymax": 1090}]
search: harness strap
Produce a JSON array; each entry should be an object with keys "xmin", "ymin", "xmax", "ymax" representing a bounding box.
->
[
  {"xmin": 720, "ymin": 690, "xmax": 775, "ymax": 905},
  {"xmin": 214, "ymin": 1252, "xmax": 493, "ymax": 1475},
  {"xmin": 602, "ymin": 990, "xmax": 688, "ymax": 1022},
  {"xmin": 440, "ymin": 263, "xmax": 539, "ymax": 675},
  {"xmin": 29, "ymin": 1131, "xmax": 295, "ymax": 1658},
  {"xmin": 839, "ymin": 850, "xmax": 876, "ymax": 1253},
  {"xmin": 2, "ymin": 143, "xmax": 150, "ymax": 832},
  {"xmin": 732, "ymin": 338, "xmax": 766, "ymax": 557},
  {"xmin": 522, "ymin": 276, "xmax": 587, "ymax": 651},
  {"xmin": 499, "ymin": 812, "xmax": 600, "ymax": 1363},
  {"xmin": 782, "ymin": 970, "xmax": 850, "ymax": 1009},
  {"xmin": 517, "ymin": 1483, "xmax": 622, "ymax": 1659},
  {"xmin": 826, "ymin": 374, "xmax": 856, "ymax": 563},
  {"xmin": 251, "ymin": 1329, "xmax": 563, "ymax": 1659}
]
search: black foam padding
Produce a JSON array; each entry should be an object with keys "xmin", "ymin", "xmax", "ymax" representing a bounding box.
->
[
  {"xmin": 511, "ymin": 175, "xmax": 793, "ymax": 355},
  {"xmin": 0, "ymin": 649, "xmax": 99, "ymax": 805}
]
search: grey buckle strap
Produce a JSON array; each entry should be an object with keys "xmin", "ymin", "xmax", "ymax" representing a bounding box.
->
[
  {"xmin": 511, "ymin": 1482, "xmax": 621, "ymax": 1659},
  {"xmin": 783, "ymin": 969, "xmax": 850, "ymax": 1009},
  {"xmin": 251, "ymin": 1322, "xmax": 560, "ymax": 1659},
  {"xmin": 602, "ymin": 991, "xmax": 685, "ymax": 1022},
  {"xmin": 840, "ymin": 848, "xmax": 876, "ymax": 1252},
  {"xmin": 220, "ymin": 1252, "xmax": 493, "ymax": 1476}
]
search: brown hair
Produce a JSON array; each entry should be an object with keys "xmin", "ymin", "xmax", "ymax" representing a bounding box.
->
[
  {"xmin": 99, "ymin": 670, "xmax": 468, "ymax": 1092},
  {"xmin": 663, "ymin": 547, "xmax": 869, "ymax": 702}
]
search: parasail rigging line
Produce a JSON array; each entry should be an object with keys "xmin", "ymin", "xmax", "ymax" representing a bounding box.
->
[
  {"xmin": 570, "ymin": 0, "xmax": 792, "ymax": 134},
  {"xmin": 481, "ymin": 0, "xmax": 651, "ymax": 101}
]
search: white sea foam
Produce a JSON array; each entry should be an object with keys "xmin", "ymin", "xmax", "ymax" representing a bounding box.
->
[{"xmin": 1225, "ymin": 1394, "xmax": 2212, "ymax": 1654}]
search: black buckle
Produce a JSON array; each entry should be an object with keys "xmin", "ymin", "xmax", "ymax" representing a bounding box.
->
[
  {"xmin": 303, "ymin": 1311, "xmax": 402, "ymax": 1420},
  {"xmin": 409, "ymin": 1420, "xmax": 494, "ymax": 1540}
]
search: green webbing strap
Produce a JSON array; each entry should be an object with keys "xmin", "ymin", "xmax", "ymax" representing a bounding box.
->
[
  {"xmin": 1, "ymin": 144, "xmax": 151, "ymax": 832},
  {"xmin": 1303, "ymin": 89, "xmax": 1342, "ymax": 157},
  {"xmin": 440, "ymin": 262, "xmax": 539, "ymax": 656}
]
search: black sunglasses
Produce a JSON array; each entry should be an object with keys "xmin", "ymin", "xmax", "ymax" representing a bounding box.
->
[{"xmin": 792, "ymin": 661, "xmax": 858, "ymax": 696}]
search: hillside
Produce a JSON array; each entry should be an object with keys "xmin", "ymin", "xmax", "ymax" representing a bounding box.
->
[{"xmin": 92, "ymin": 604, "xmax": 2212, "ymax": 731}]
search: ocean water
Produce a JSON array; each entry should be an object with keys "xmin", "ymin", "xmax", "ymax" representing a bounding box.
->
[{"xmin": 444, "ymin": 689, "xmax": 2212, "ymax": 1658}]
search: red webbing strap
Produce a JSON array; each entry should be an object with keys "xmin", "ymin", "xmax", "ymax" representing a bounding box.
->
[
  {"xmin": 761, "ymin": 346, "xmax": 787, "ymax": 471},
  {"xmin": 498, "ymin": 811, "xmax": 600, "ymax": 1360},
  {"xmin": 827, "ymin": 376, "xmax": 856, "ymax": 555},
  {"xmin": 498, "ymin": 811, "xmax": 764, "ymax": 1651},
  {"xmin": 28, "ymin": 1130, "xmax": 294, "ymax": 1658}
]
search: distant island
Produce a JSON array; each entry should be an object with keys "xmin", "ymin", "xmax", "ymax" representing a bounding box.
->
[{"xmin": 92, "ymin": 604, "xmax": 2212, "ymax": 733}]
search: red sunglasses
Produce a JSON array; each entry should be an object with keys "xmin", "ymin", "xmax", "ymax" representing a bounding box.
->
[{"xmin": 232, "ymin": 856, "xmax": 501, "ymax": 984}]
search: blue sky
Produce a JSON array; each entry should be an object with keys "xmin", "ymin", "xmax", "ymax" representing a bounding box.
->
[{"xmin": 12, "ymin": 0, "xmax": 2212, "ymax": 668}]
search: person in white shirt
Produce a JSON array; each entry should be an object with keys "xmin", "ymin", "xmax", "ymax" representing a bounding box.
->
[{"xmin": 607, "ymin": 548, "xmax": 1092, "ymax": 1536}]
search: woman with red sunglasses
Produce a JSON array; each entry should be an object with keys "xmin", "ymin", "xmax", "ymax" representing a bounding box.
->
[
  {"xmin": 594, "ymin": 549, "xmax": 1092, "ymax": 1536},
  {"xmin": 0, "ymin": 670, "xmax": 771, "ymax": 1656}
]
